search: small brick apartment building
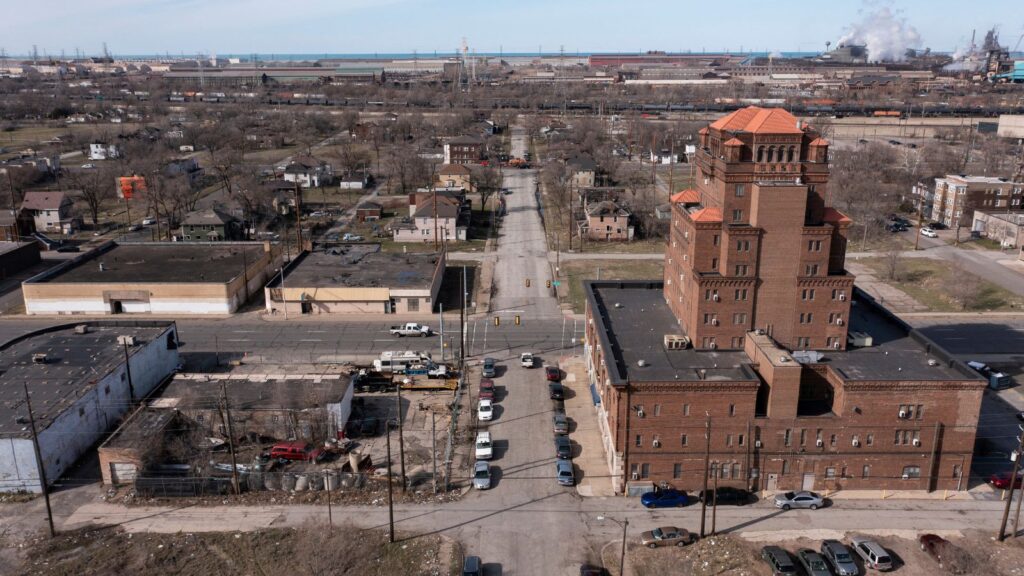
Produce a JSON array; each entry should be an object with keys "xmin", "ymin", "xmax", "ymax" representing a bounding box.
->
[{"xmin": 584, "ymin": 107, "xmax": 985, "ymax": 495}]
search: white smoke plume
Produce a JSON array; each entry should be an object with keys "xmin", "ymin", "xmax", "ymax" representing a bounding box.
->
[{"xmin": 836, "ymin": 5, "xmax": 923, "ymax": 62}]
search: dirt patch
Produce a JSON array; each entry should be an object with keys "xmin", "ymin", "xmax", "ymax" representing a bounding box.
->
[
  {"xmin": 627, "ymin": 534, "xmax": 767, "ymax": 576},
  {"xmin": 11, "ymin": 524, "xmax": 453, "ymax": 576}
]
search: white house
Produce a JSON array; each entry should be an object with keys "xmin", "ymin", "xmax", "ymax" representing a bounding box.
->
[
  {"xmin": 88, "ymin": 142, "xmax": 121, "ymax": 161},
  {"xmin": 283, "ymin": 156, "xmax": 333, "ymax": 188}
]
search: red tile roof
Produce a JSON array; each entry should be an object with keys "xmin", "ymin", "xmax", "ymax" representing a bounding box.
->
[
  {"xmin": 823, "ymin": 207, "xmax": 852, "ymax": 224},
  {"xmin": 809, "ymin": 137, "xmax": 830, "ymax": 146},
  {"xmin": 724, "ymin": 137, "xmax": 744, "ymax": 146},
  {"xmin": 709, "ymin": 106, "xmax": 803, "ymax": 135},
  {"xmin": 689, "ymin": 207, "xmax": 723, "ymax": 223},
  {"xmin": 671, "ymin": 189, "xmax": 700, "ymax": 203}
]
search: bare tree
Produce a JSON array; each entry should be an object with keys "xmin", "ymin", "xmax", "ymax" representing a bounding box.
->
[
  {"xmin": 882, "ymin": 238, "xmax": 903, "ymax": 281},
  {"xmin": 471, "ymin": 165, "xmax": 502, "ymax": 211},
  {"xmin": 386, "ymin": 144, "xmax": 429, "ymax": 194},
  {"xmin": 64, "ymin": 165, "xmax": 116, "ymax": 225},
  {"xmin": 947, "ymin": 260, "xmax": 982, "ymax": 310}
]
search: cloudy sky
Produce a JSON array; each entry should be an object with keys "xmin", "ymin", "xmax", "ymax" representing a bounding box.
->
[{"xmin": 3, "ymin": 0, "xmax": 1020, "ymax": 57}]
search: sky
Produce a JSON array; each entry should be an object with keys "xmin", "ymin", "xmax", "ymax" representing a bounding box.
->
[{"xmin": 2, "ymin": 0, "xmax": 1021, "ymax": 57}]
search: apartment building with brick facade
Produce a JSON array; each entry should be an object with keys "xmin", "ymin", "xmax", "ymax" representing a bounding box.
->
[{"xmin": 583, "ymin": 107, "xmax": 985, "ymax": 496}]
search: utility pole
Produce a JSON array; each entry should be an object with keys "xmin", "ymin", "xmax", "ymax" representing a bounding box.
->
[
  {"xmin": 396, "ymin": 385, "xmax": 406, "ymax": 493},
  {"xmin": 122, "ymin": 340, "xmax": 135, "ymax": 403},
  {"xmin": 432, "ymin": 412, "xmax": 438, "ymax": 494},
  {"xmin": 913, "ymin": 184, "xmax": 926, "ymax": 250},
  {"xmin": 326, "ymin": 476, "xmax": 333, "ymax": 528},
  {"xmin": 386, "ymin": 422, "xmax": 395, "ymax": 543},
  {"xmin": 700, "ymin": 414, "xmax": 711, "ymax": 538},
  {"xmin": 23, "ymin": 384, "xmax": 55, "ymax": 538},
  {"xmin": 293, "ymin": 183, "xmax": 303, "ymax": 251},
  {"xmin": 220, "ymin": 382, "xmax": 240, "ymax": 495},
  {"xmin": 711, "ymin": 471, "xmax": 719, "ymax": 535},
  {"xmin": 999, "ymin": 429, "xmax": 1024, "ymax": 540}
]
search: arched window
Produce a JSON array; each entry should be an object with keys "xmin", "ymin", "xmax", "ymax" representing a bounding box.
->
[
  {"xmin": 756, "ymin": 146, "xmax": 765, "ymax": 163},
  {"xmin": 787, "ymin": 146, "xmax": 796, "ymax": 163},
  {"xmin": 767, "ymin": 146, "xmax": 775, "ymax": 163}
]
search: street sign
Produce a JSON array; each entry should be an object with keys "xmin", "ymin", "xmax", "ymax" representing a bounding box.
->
[{"xmin": 552, "ymin": 281, "xmax": 561, "ymax": 287}]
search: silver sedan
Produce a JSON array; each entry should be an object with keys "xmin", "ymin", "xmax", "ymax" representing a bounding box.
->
[{"xmin": 774, "ymin": 490, "xmax": 824, "ymax": 510}]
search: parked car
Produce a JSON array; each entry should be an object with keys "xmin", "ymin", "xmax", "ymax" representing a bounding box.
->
[
  {"xmin": 481, "ymin": 357, "xmax": 496, "ymax": 378},
  {"xmin": 761, "ymin": 546, "xmax": 798, "ymax": 575},
  {"xmin": 128, "ymin": 224, "xmax": 143, "ymax": 232},
  {"xmin": 698, "ymin": 487, "xmax": 753, "ymax": 506},
  {"xmin": 474, "ymin": 431, "xmax": 493, "ymax": 460},
  {"xmin": 640, "ymin": 526, "xmax": 697, "ymax": 548},
  {"xmin": 269, "ymin": 441, "xmax": 323, "ymax": 462},
  {"xmin": 479, "ymin": 379, "xmax": 495, "ymax": 400},
  {"xmin": 462, "ymin": 555, "xmax": 482, "ymax": 576},
  {"xmin": 796, "ymin": 548, "xmax": 832, "ymax": 576},
  {"xmin": 821, "ymin": 539, "xmax": 859, "ymax": 576},
  {"xmin": 81, "ymin": 163, "xmax": 96, "ymax": 169},
  {"xmin": 555, "ymin": 460, "xmax": 574, "ymax": 485},
  {"xmin": 989, "ymin": 471, "xmax": 1023, "ymax": 489},
  {"xmin": 774, "ymin": 490, "xmax": 824, "ymax": 510},
  {"xmin": 142, "ymin": 217, "xmax": 156, "ymax": 225},
  {"xmin": 521, "ymin": 352, "xmax": 535, "ymax": 368},
  {"xmin": 851, "ymin": 536, "xmax": 893, "ymax": 571},
  {"xmin": 641, "ymin": 489, "xmax": 689, "ymax": 508},
  {"xmin": 545, "ymin": 366, "xmax": 561, "ymax": 381},
  {"xmin": 920, "ymin": 227, "xmax": 938, "ymax": 238},
  {"xmin": 928, "ymin": 221, "xmax": 948, "ymax": 230},
  {"xmin": 552, "ymin": 411, "xmax": 569, "ymax": 434},
  {"xmin": 919, "ymin": 533, "xmax": 955, "ymax": 570},
  {"xmin": 478, "ymin": 399, "xmax": 494, "ymax": 422},
  {"xmin": 555, "ymin": 435, "xmax": 572, "ymax": 459},
  {"xmin": 548, "ymin": 382, "xmax": 564, "ymax": 400},
  {"xmin": 472, "ymin": 461, "xmax": 491, "ymax": 490},
  {"xmin": 389, "ymin": 322, "xmax": 432, "ymax": 337},
  {"xmin": 342, "ymin": 233, "xmax": 363, "ymax": 242}
]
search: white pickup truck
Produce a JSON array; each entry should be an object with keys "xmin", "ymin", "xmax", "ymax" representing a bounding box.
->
[{"xmin": 389, "ymin": 323, "xmax": 433, "ymax": 337}]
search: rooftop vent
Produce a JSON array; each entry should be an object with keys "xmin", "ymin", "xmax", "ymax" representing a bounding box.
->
[
  {"xmin": 614, "ymin": 302, "xmax": 623, "ymax": 308},
  {"xmin": 636, "ymin": 359, "xmax": 647, "ymax": 367},
  {"xmin": 779, "ymin": 356, "xmax": 790, "ymax": 363},
  {"xmin": 117, "ymin": 335, "xmax": 137, "ymax": 347},
  {"xmin": 74, "ymin": 324, "xmax": 89, "ymax": 334},
  {"xmin": 98, "ymin": 262, "xmax": 105, "ymax": 272},
  {"xmin": 664, "ymin": 334, "xmax": 690, "ymax": 350},
  {"xmin": 927, "ymin": 359, "xmax": 939, "ymax": 367},
  {"xmin": 32, "ymin": 353, "xmax": 47, "ymax": 364}
]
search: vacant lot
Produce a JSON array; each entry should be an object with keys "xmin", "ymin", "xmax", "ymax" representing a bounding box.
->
[
  {"xmin": 557, "ymin": 259, "xmax": 664, "ymax": 313},
  {"xmin": 857, "ymin": 257, "xmax": 1024, "ymax": 312},
  {"xmin": 10, "ymin": 524, "xmax": 453, "ymax": 576}
]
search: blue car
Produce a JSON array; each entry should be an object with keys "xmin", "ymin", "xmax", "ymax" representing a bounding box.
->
[{"xmin": 640, "ymin": 489, "xmax": 689, "ymax": 508}]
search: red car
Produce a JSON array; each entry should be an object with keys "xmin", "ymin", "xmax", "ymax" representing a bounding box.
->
[
  {"xmin": 479, "ymin": 378, "xmax": 495, "ymax": 400},
  {"xmin": 989, "ymin": 471, "xmax": 1023, "ymax": 489},
  {"xmin": 545, "ymin": 366, "xmax": 561, "ymax": 382}
]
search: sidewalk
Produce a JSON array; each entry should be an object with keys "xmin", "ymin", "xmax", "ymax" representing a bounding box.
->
[{"xmin": 560, "ymin": 355, "xmax": 615, "ymax": 498}]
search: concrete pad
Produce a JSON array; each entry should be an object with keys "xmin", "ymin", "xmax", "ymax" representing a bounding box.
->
[{"xmin": 559, "ymin": 355, "xmax": 615, "ymax": 498}]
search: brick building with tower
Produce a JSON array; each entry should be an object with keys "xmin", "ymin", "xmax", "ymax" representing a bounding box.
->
[{"xmin": 584, "ymin": 107, "xmax": 985, "ymax": 496}]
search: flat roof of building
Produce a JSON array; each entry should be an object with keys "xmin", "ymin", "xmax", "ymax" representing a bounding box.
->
[
  {"xmin": 0, "ymin": 241, "xmax": 32, "ymax": 257},
  {"xmin": 585, "ymin": 281, "xmax": 980, "ymax": 385},
  {"xmin": 154, "ymin": 374, "xmax": 351, "ymax": 411},
  {"xmin": 585, "ymin": 281, "xmax": 756, "ymax": 384},
  {"xmin": 0, "ymin": 321, "xmax": 175, "ymax": 437},
  {"xmin": 277, "ymin": 245, "xmax": 441, "ymax": 290},
  {"xmin": 101, "ymin": 407, "xmax": 178, "ymax": 450},
  {"xmin": 27, "ymin": 241, "xmax": 269, "ymax": 284},
  {"xmin": 941, "ymin": 175, "xmax": 1013, "ymax": 185}
]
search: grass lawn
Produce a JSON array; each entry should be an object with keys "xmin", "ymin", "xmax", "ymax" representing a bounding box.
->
[
  {"xmin": 858, "ymin": 257, "xmax": 1024, "ymax": 312},
  {"xmin": 558, "ymin": 259, "xmax": 665, "ymax": 313}
]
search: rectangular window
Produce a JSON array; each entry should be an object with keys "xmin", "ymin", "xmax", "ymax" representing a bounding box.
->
[
  {"xmin": 711, "ymin": 257, "xmax": 718, "ymax": 270},
  {"xmin": 801, "ymin": 288, "xmax": 816, "ymax": 301},
  {"xmin": 731, "ymin": 336, "xmax": 744, "ymax": 348},
  {"xmin": 735, "ymin": 288, "xmax": 748, "ymax": 300},
  {"xmin": 784, "ymin": 429, "xmax": 792, "ymax": 447},
  {"xmin": 805, "ymin": 264, "xmax": 819, "ymax": 276},
  {"xmin": 782, "ymin": 460, "xmax": 790, "ymax": 474},
  {"xmin": 866, "ymin": 434, "xmax": 874, "ymax": 446},
  {"xmin": 635, "ymin": 434, "xmax": 642, "ymax": 447},
  {"xmin": 681, "ymin": 434, "xmax": 688, "ymax": 446},
  {"xmin": 407, "ymin": 298, "xmax": 419, "ymax": 312},
  {"xmin": 825, "ymin": 466, "xmax": 836, "ymax": 479},
  {"xmin": 862, "ymin": 465, "xmax": 871, "ymax": 478},
  {"xmin": 726, "ymin": 434, "xmax": 733, "ymax": 447},
  {"xmin": 733, "ymin": 312, "xmax": 747, "ymax": 324},
  {"xmin": 902, "ymin": 465, "xmax": 921, "ymax": 479},
  {"xmin": 800, "ymin": 429, "xmax": 807, "ymax": 446},
  {"xmin": 683, "ymin": 404, "xmax": 690, "ymax": 416},
  {"xmin": 735, "ymin": 184, "xmax": 745, "ymax": 197},
  {"xmin": 830, "ymin": 434, "xmax": 837, "ymax": 447},
  {"xmin": 673, "ymin": 463, "xmax": 682, "ymax": 479},
  {"xmin": 736, "ymin": 240, "xmax": 750, "ymax": 252},
  {"xmin": 916, "ymin": 404, "xmax": 924, "ymax": 420},
  {"xmin": 734, "ymin": 265, "xmax": 749, "ymax": 276},
  {"xmin": 729, "ymin": 404, "xmax": 736, "ymax": 416},
  {"xmin": 732, "ymin": 209, "xmax": 743, "ymax": 222},
  {"xmin": 641, "ymin": 463, "xmax": 650, "ymax": 479},
  {"xmin": 654, "ymin": 404, "xmax": 661, "ymax": 417},
  {"xmin": 808, "ymin": 240, "xmax": 823, "ymax": 252},
  {"xmin": 797, "ymin": 337, "xmax": 810, "ymax": 347},
  {"xmin": 713, "ymin": 234, "xmax": 720, "ymax": 246},
  {"xmin": 721, "ymin": 462, "xmax": 731, "ymax": 479}
]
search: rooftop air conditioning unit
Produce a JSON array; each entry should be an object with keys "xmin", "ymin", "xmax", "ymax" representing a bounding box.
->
[
  {"xmin": 74, "ymin": 324, "xmax": 89, "ymax": 334},
  {"xmin": 816, "ymin": 439, "xmax": 824, "ymax": 447},
  {"xmin": 117, "ymin": 335, "xmax": 137, "ymax": 346},
  {"xmin": 899, "ymin": 410, "xmax": 908, "ymax": 419},
  {"xmin": 31, "ymin": 353, "xmax": 47, "ymax": 364},
  {"xmin": 709, "ymin": 342, "xmax": 718, "ymax": 349},
  {"xmin": 913, "ymin": 438, "xmax": 921, "ymax": 447},
  {"xmin": 833, "ymin": 342, "xmax": 841, "ymax": 350},
  {"xmin": 839, "ymin": 293, "xmax": 846, "ymax": 301},
  {"xmin": 712, "ymin": 294, "xmax": 720, "ymax": 301},
  {"xmin": 653, "ymin": 439, "xmax": 661, "ymax": 448},
  {"xmin": 754, "ymin": 440, "xmax": 762, "ymax": 448},
  {"xmin": 852, "ymin": 438, "xmax": 860, "ymax": 447},
  {"xmin": 664, "ymin": 335, "xmax": 691, "ymax": 350},
  {"xmin": 835, "ymin": 318, "xmax": 844, "ymax": 326}
]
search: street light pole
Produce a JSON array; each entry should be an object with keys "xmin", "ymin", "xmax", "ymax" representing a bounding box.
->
[{"xmin": 597, "ymin": 515, "xmax": 628, "ymax": 576}]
